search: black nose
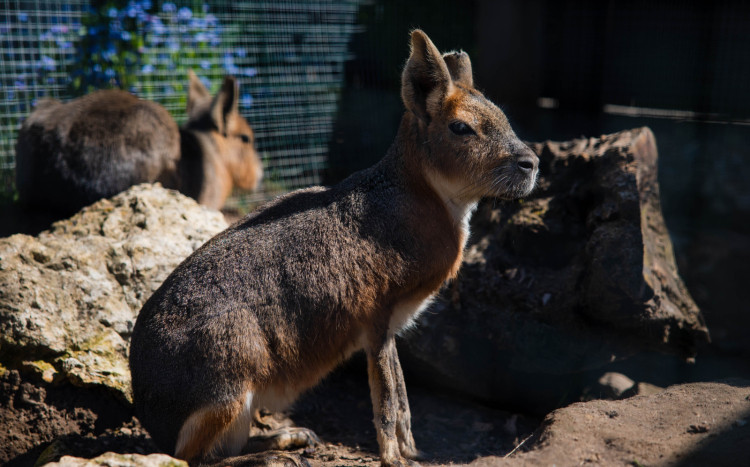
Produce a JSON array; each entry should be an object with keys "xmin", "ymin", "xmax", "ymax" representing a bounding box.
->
[{"xmin": 516, "ymin": 148, "xmax": 539, "ymax": 174}]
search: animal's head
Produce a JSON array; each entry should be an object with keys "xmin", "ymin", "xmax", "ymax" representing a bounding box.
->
[
  {"xmin": 185, "ymin": 70, "xmax": 262, "ymax": 191},
  {"xmin": 401, "ymin": 30, "xmax": 538, "ymax": 202}
]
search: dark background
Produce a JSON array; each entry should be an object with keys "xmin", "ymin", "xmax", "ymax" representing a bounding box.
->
[{"xmin": 326, "ymin": 0, "xmax": 750, "ymax": 382}]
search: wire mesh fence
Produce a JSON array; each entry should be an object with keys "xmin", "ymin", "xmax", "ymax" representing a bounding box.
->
[{"xmin": 0, "ymin": 0, "xmax": 365, "ymax": 208}]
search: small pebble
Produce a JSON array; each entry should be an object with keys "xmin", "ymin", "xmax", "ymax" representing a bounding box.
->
[{"xmin": 687, "ymin": 424, "xmax": 709, "ymax": 434}]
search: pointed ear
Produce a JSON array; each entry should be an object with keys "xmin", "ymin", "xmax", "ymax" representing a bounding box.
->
[
  {"xmin": 210, "ymin": 76, "xmax": 239, "ymax": 134},
  {"xmin": 443, "ymin": 51, "xmax": 473, "ymax": 88},
  {"xmin": 401, "ymin": 30, "xmax": 452, "ymax": 122},
  {"xmin": 187, "ymin": 70, "xmax": 211, "ymax": 117}
]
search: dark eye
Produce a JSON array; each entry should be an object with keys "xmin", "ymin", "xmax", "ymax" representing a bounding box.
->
[
  {"xmin": 449, "ymin": 121, "xmax": 476, "ymax": 136},
  {"xmin": 239, "ymin": 134, "xmax": 251, "ymax": 144}
]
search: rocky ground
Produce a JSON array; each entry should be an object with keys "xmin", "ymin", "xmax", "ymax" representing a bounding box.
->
[{"xmin": 3, "ymin": 359, "xmax": 749, "ymax": 466}]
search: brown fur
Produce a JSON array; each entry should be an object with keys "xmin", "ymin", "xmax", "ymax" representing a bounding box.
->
[
  {"xmin": 175, "ymin": 397, "xmax": 245, "ymax": 461},
  {"xmin": 15, "ymin": 72, "xmax": 261, "ymax": 215},
  {"xmin": 129, "ymin": 31, "xmax": 538, "ymax": 467}
]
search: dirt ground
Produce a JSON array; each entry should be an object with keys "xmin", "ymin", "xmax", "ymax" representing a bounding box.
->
[
  {"xmin": 1, "ymin": 357, "xmax": 540, "ymax": 467},
  {"xmin": 4, "ymin": 355, "xmax": 750, "ymax": 467}
]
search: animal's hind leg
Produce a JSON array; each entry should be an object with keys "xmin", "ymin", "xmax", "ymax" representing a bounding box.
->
[
  {"xmin": 214, "ymin": 391, "xmax": 255, "ymax": 457},
  {"xmin": 174, "ymin": 394, "xmax": 247, "ymax": 462}
]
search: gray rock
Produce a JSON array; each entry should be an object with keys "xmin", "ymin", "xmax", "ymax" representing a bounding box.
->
[
  {"xmin": 400, "ymin": 128, "xmax": 710, "ymax": 412},
  {"xmin": 596, "ymin": 372, "xmax": 635, "ymax": 399},
  {"xmin": 45, "ymin": 452, "xmax": 187, "ymax": 467},
  {"xmin": 0, "ymin": 184, "xmax": 227, "ymax": 401}
]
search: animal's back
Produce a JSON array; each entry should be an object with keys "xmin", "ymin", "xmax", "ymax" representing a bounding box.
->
[
  {"xmin": 129, "ymin": 159, "xmax": 412, "ymax": 452},
  {"xmin": 16, "ymin": 90, "xmax": 179, "ymax": 214}
]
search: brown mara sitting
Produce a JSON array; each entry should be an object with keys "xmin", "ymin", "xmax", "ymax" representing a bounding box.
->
[
  {"xmin": 129, "ymin": 30, "xmax": 538, "ymax": 467},
  {"xmin": 15, "ymin": 71, "xmax": 262, "ymax": 215}
]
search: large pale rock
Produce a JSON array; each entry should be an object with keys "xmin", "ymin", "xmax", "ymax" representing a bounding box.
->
[
  {"xmin": 401, "ymin": 128, "xmax": 710, "ymax": 411},
  {"xmin": 0, "ymin": 184, "xmax": 227, "ymax": 401},
  {"xmin": 46, "ymin": 452, "xmax": 187, "ymax": 467}
]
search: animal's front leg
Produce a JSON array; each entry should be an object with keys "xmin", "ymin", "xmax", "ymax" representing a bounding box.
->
[
  {"xmin": 388, "ymin": 342, "xmax": 421, "ymax": 460},
  {"xmin": 367, "ymin": 336, "xmax": 420, "ymax": 467}
]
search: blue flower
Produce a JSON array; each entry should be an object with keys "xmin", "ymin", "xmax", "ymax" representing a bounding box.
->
[
  {"xmin": 240, "ymin": 93, "xmax": 253, "ymax": 108},
  {"xmin": 189, "ymin": 17, "xmax": 204, "ymax": 29},
  {"xmin": 149, "ymin": 17, "xmax": 165, "ymax": 35},
  {"xmin": 121, "ymin": 31, "xmax": 132, "ymax": 41},
  {"xmin": 141, "ymin": 64, "xmax": 154, "ymax": 74},
  {"xmin": 177, "ymin": 7, "xmax": 192, "ymax": 21},
  {"xmin": 108, "ymin": 7, "xmax": 118, "ymax": 18},
  {"xmin": 235, "ymin": 48, "xmax": 247, "ymax": 58},
  {"xmin": 18, "ymin": 12, "xmax": 28, "ymax": 22},
  {"xmin": 39, "ymin": 55, "xmax": 56, "ymax": 71},
  {"xmin": 241, "ymin": 67, "xmax": 257, "ymax": 77},
  {"xmin": 162, "ymin": 3, "xmax": 176, "ymax": 13},
  {"xmin": 109, "ymin": 19, "xmax": 122, "ymax": 34},
  {"xmin": 200, "ymin": 60, "xmax": 210, "ymax": 70},
  {"xmin": 103, "ymin": 46, "xmax": 116, "ymax": 60},
  {"xmin": 223, "ymin": 55, "xmax": 239, "ymax": 75}
]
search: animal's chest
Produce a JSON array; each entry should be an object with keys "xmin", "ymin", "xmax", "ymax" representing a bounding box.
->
[
  {"xmin": 388, "ymin": 295, "xmax": 436, "ymax": 336},
  {"xmin": 385, "ymin": 201, "xmax": 475, "ymax": 336}
]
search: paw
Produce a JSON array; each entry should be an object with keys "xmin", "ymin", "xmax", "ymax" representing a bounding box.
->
[
  {"xmin": 399, "ymin": 439, "xmax": 423, "ymax": 460},
  {"xmin": 253, "ymin": 408, "xmax": 295, "ymax": 431},
  {"xmin": 245, "ymin": 426, "xmax": 321, "ymax": 452}
]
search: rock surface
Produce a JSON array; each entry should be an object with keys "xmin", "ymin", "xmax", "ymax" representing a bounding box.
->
[
  {"xmin": 46, "ymin": 453, "xmax": 187, "ymax": 467},
  {"xmin": 595, "ymin": 372, "xmax": 636, "ymax": 399},
  {"xmin": 0, "ymin": 183, "xmax": 227, "ymax": 404},
  {"xmin": 401, "ymin": 127, "xmax": 710, "ymax": 412}
]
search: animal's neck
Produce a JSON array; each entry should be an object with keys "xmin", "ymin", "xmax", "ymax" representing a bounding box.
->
[
  {"xmin": 393, "ymin": 113, "xmax": 478, "ymax": 238},
  {"xmin": 177, "ymin": 129, "xmax": 225, "ymax": 206},
  {"xmin": 423, "ymin": 170, "xmax": 478, "ymax": 236}
]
